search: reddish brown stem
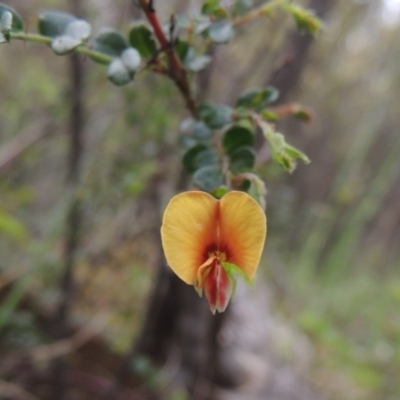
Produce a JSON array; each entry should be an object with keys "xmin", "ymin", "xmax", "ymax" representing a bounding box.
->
[{"xmin": 139, "ymin": 0, "xmax": 198, "ymax": 117}]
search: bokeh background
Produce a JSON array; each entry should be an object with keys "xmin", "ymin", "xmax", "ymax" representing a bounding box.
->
[{"xmin": 0, "ymin": 1, "xmax": 399, "ymax": 399}]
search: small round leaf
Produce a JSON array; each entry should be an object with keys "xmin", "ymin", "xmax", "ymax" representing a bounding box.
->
[
  {"xmin": 229, "ymin": 146, "xmax": 256, "ymax": 173},
  {"xmin": 107, "ymin": 58, "xmax": 133, "ymax": 86},
  {"xmin": 211, "ymin": 186, "xmax": 229, "ymax": 199},
  {"xmin": 202, "ymin": 0, "xmax": 228, "ymax": 19},
  {"xmin": 237, "ymin": 87, "xmax": 279, "ymax": 110},
  {"xmin": 207, "ymin": 21, "xmax": 235, "ymax": 44},
  {"xmin": 175, "ymin": 40, "xmax": 190, "ymax": 63},
  {"xmin": 193, "ymin": 121, "xmax": 214, "ymax": 141},
  {"xmin": 194, "ymin": 15, "xmax": 211, "ymax": 34},
  {"xmin": 92, "ymin": 29, "xmax": 129, "ymax": 59},
  {"xmin": 183, "ymin": 144, "xmax": 218, "ymax": 173},
  {"xmin": 128, "ymin": 22, "xmax": 157, "ymax": 58},
  {"xmin": 121, "ymin": 48, "xmax": 141, "ymax": 72},
  {"xmin": 193, "ymin": 165, "xmax": 224, "ymax": 192},
  {"xmin": 38, "ymin": 11, "xmax": 76, "ymax": 37},
  {"xmin": 233, "ymin": 0, "xmax": 254, "ymax": 16},
  {"xmin": 1, "ymin": 10, "xmax": 11, "ymax": 30},
  {"xmin": 0, "ymin": 10, "xmax": 12, "ymax": 43},
  {"xmin": 65, "ymin": 19, "xmax": 91, "ymax": 41},
  {"xmin": 186, "ymin": 54, "xmax": 211, "ymax": 72},
  {"xmin": 0, "ymin": 3, "xmax": 24, "ymax": 33},
  {"xmin": 51, "ymin": 35, "xmax": 81, "ymax": 55},
  {"xmin": 261, "ymin": 110, "xmax": 279, "ymax": 122},
  {"xmin": 198, "ymin": 103, "xmax": 233, "ymax": 129},
  {"xmin": 222, "ymin": 126, "xmax": 254, "ymax": 154}
]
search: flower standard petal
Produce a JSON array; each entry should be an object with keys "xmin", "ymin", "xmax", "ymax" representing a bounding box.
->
[
  {"xmin": 219, "ymin": 191, "xmax": 267, "ymax": 280},
  {"xmin": 161, "ymin": 191, "xmax": 218, "ymax": 284}
]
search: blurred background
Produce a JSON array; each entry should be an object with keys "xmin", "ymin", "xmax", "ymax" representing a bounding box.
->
[{"xmin": 0, "ymin": 0, "xmax": 399, "ymax": 399}]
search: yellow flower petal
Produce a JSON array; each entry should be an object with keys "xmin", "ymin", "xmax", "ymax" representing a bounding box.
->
[
  {"xmin": 219, "ymin": 191, "xmax": 267, "ymax": 280},
  {"xmin": 161, "ymin": 191, "xmax": 218, "ymax": 284}
]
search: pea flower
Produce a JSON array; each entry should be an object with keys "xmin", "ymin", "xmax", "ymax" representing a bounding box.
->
[{"xmin": 161, "ymin": 191, "xmax": 267, "ymax": 314}]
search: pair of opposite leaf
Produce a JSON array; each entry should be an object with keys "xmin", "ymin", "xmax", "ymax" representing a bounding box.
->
[{"xmin": 161, "ymin": 191, "xmax": 267, "ymax": 314}]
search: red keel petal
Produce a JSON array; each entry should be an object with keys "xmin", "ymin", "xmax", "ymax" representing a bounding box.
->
[{"xmin": 204, "ymin": 262, "xmax": 233, "ymax": 314}]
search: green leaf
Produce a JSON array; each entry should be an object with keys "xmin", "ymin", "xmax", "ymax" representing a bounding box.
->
[
  {"xmin": 51, "ymin": 35, "xmax": 81, "ymax": 55},
  {"xmin": 192, "ymin": 121, "xmax": 214, "ymax": 141},
  {"xmin": 198, "ymin": 103, "xmax": 233, "ymax": 129},
  {"xmin": 180, "ymin": 119, "xmax": 198, "ymax": 148},
  {"xmin": 233, "ymin": 0, "xmax": 254, "ymax": 16},
  {"xmin": 261, "ymin": 109, "xmax": 279, "ymax": 122},
  {"xmin": 229, "ymin": 145, "xmax": 256, "ymax": 173},
  {"xmin": 128, "ymin": 22, "xmax": 157, "ymax": 58},
  {"xmin": 238, "ymin": 178, "xmax": 251, "ymax": 192},
  {"xmin": 193, "ymin": 165, "xmax": 224, "ymax": 192},
  {"xmin": 38, "ymin": 11, "xmax": 91, "ymax": 55},
  {"xmin": 183, "ymin": 144, "xmax": 208, "ymax": 172},
  {"xmin": 231, "ymin": 172, "xmax": 266, "ymax": 209},
  {"xmin": 175, "ymin": 14, "xmax": 190, "ymax": 30},
  {"xmin": 201, "ymin": 0, "xmax": 228, "ymax": 19},
  {"xmin": 194, "ymin": 15, "xmax": 212, "ymax": 34},
  {"xmin": 211, "ymin": 185, "xmax": 229, "ymax": 199},
  {"xmin": 38, "ymin": 11, "xmax": 76, "ymax": 37},
  {"xmin": 260, "ymin": 103, "xmax": 313, "ymax": 123},
  {"xmin": 193, "ymin": 148, "xmax": 219, "ymax": 170},
  {"xmin": 121, "ymin": 47, "xmax": 141, "ymax": 72},
  {"xmin": 107, "ymin": 58, "xmax": 133, "ymax": 86},
  {"xmin": 222, "ymin": 125, "xmax": 254, "ymax": 154},
  {"xmin": 0, "ymin": 3, "xmax": 24, "ymax": 40},
  {"xmin": 285, "ymin": 144, "xmax": 311, "ymax": 164},
  {"xmin": 222, "ymin": 262, "xmax": 253, "ymax": 286},
  {"xmin": 0, "ymin": 10, "xmax": 11, "ymax": 43},
  {"xmin": 175, "ymin": 40, "xmax": 190, "ymax": 62},
  {"xmin": 180, "ymin": 136, "xmax": 198, "ymax": 149},
  {"xmin": 237, "ymin": 87, "xmax": 279, "ymax": 111},
  {"xmin": 284, "ymin": 4, "xmax": 322, "ymax": 36},
  {"xmin": 180, "ymin": 120, "xmax": 214, "ymax": 148},
  {"xmin": 268, "ymin": 131, "xmax": 292, "ymax": 170},
  {"xmin": 247, "ymin": 173, "xmax": 267, "ymax": 209},
  {"xmin": 183, "ymin": 144, "xmax": 218, "ymax": 173},
  {"xmin": 65, "ymin": 19, "xmax": 91, "ymax": 41},
  {"xmin": 261, "ymin": 121, "xmax": 310, "ymax": 173},
  {"xmin": 294, "ymin": 108, "xmax": 313, "ymax": 122},
  {"xmin": 91, "ymin": 29, "xmax": 129, "ymax": 61},
  {"xmin": 176, "ymin": 42, "xmax": 212, "ymax": 72},
  {"xmin": 207, "ymin": 20, "xmax": 235, "ymax": 44},
  {"xmin": 186, "ymin": 53, "xmax": 211, "ymax": 72}
]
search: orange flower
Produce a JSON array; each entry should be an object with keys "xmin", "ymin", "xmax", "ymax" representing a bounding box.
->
[{"xmin": 161, "ymin": 191, "xmax": 267, "ymax": 313}]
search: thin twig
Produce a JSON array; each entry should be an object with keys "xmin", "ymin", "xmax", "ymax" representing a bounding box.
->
[
  {"xmin": 138, "ymin": 0, "xmax": 198, "ymax": 117},
  {"xmin": 10, "ymin": 32, "xmax": 113, "ymax": 64}
]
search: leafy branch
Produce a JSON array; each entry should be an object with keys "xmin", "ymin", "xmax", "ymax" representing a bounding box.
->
[
  {"xmin": 0, "ymin": 0, "xmax": 322, "ymax": 207},
  {"xmin": 138, "ymin": 0, "xmax": 197, "ymax": 116},
  {"xmin": 9, "ymin": 31, "xmax": 113, "ymax": 63}
]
